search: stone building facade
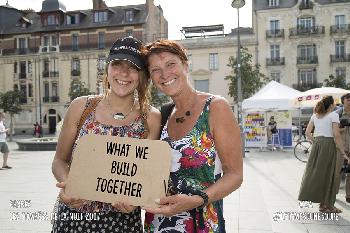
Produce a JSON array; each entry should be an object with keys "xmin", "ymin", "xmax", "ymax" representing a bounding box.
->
[{"xmin": 0, "ymin": 0, "xmax": 167, "ymax": 134}]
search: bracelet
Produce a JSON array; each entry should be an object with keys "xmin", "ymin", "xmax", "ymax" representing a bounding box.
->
[{"xmin": 195, "ymin": 191, "xmax": 209, "ymax": 209}]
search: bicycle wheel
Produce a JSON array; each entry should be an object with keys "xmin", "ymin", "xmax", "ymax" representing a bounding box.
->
[{"xmin": 294, "ymin": 140, "xmax": 312, "ymax": 163}]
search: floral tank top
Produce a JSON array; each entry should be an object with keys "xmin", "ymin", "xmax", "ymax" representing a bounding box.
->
[
  {"xmin": 144, "ymin": 96, "xmax": 225, "ymax": 233},
  {"xmin": 61, "ymin": 96, "xmax": 146, "ymax": 214}
]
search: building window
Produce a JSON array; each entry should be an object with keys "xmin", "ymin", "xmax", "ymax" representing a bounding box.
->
[
  {"xmin": 270, "ymin": 20, "xmax": 280, "ymax": 31},
  {"xmin": 51, "ymin": 35, "xmax": 57, "ymax": 46},
  {"xmin": 43, "ymin": 35, "xmax": 49, "ymax": 46},
  {"xmin": 298, "ymin": 69, "xmax": 316, "ymax": 86},
  {"xmin": 268, "ymin": 0, "xmax": 279, "ymax": 7},
  {"xmin": 335, "ymin": 40, "xmax": 345, "ymax": 58},
  {"xmin": 14, "ymin": 62, "xmax": 17, "ymax": 73},
  {"xmin": 98, "ymin": 32, "xmax": 105, "ymax": 49},
  {"xmin": 126, "ymin": 29, "xmax": 133, "ymax": 37},
  {"xmin": 297, "ymin": 17, "xmax": 315, "ymax": 29},
  {"xmin": 47, "ymin": 15, "xmax": 58, "ymax": 25},
  {"xmin": 28, "ymin": 83, "xmax": 33, "ymax": 98},
  {"xmin": 298, "ymin": 44, "xmax": 316, "ymax": 59},
  {"xmin": 67, "ymin": 14, "xmax": 80, "ymax": 25},
  {"xmin": 209, "ymin": 53, "xmax": 218, "ymax": 70},
  {"xmin": 187, "ymin": 54, "xmax": 193, "ymax": 71},
  {"xmin": 97, "ymin": 56, "xmax": 106, "ymax": 74},
  {"xmin": 18, "ymin": 38, "xmax": 27, "ymax": 49},
  {"xmin": 43, "ymin": 59, "xmax": 50, "ymax": 73},
  {"xmin": 52, "ymin": 82, "xmax": 58, "ymax": 97},
  {"xmin": 270, "ymin": 45, "xmax": 280, "ymax": 59},
  {"xmin": 72, "ymin": 58, "xmax": 80, "ymax": 72},
  {"xmin": 194, "ymin": 80, "xmax": 209, "ymax": 92},
  {"xmin": 20, "ymin": 84, "xmax": 27, "ymax": 103},
  {"xmin": 44, "ymin": 82, "xmax": 50, "ymax": 98},
  {"xmin": 125, "ymin": 10, "xmax": 134, "ymax": 22},
  {"xmin": 94, "ymin": 11, "xmax": 108, "ymax": 23},
  {"xmin": 270, "ymin": 71, "xmax": 281, "ymax": 82},
  {"xmin": 336, "ymin": 67, "xmax": 346, "ymax": 79},
  {"xmin": 72, "ymin": 34, "xmax": 79, "ymax": 51},
  {"xmin": 20, "ymin": 61, "xmax": 26, "ymax": 77},
  {"xmin": 28, "ymin": 61, "xmax": 32, "ymax": 73},
  {"xmin": 335, "ymin": 15, "xmax": 345, "ymax": 28}
]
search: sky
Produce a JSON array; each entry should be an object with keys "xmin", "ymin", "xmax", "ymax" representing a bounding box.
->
[{"xmin": 0, "ymin": 0, "xmax": 252, "ymax": 39}]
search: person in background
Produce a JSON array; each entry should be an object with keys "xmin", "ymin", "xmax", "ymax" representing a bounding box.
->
[
  {"xmin": 143, "ymin": 39, "xmax": 243, "ymax": 232},
  {"xmin": 298, "ymin": 96, "xmax": 349, "ymax": 213},
  {"xmin": 267, "ymin": 116, "xmax": 277, "ymax": 143},
  {"xmin": 335, "ymin": 93, "xmax": 350, "ymax": 203},
  {"xmin": 0, "ymin": 112, "xmax": 11, "ymax": 170},
  {"xmin": 51, "ymin": 36, "xmax": 160, "ymax": 232}
]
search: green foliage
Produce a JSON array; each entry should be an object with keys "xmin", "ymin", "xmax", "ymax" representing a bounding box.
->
[
  {"xmin": 323, "ymin": 74, "xmax": 348, "ymax": 89},
  {"xmin": 150, "ymin": 84, "xmax": 170, "ymax": 109},
  {"xmin": 68, "ymin": 79, "xmax": 92, "ymax": 101},
  {"xmin": 225, "ymin": 48, "xmax": 269, "ymax": 101},
  {"xmin": 0, "ymin": 90, "xmax": 24, "ymax": 141},
  {"xmin": 0, "ymin": 90, "xmax": 23, "ymax": 115}
]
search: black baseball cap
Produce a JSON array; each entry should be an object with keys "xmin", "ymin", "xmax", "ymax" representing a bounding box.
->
[{"xmin": 106, "ymin": 36, "xmax": 145, "ymax": 70}]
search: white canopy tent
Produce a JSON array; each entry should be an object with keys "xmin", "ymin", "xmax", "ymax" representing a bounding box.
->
[{"xmin": 242, "ymin": 81, "xmax": 302, "ymax": 112}]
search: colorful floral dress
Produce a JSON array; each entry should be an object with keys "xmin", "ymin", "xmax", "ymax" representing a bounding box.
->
[
  {"xmin": 144, "ymin": 96, "xmax": 225, "ymax": 233},
  {"xmin": 52, "ymin": 96, "xmax": 145, "ymax": 233}
]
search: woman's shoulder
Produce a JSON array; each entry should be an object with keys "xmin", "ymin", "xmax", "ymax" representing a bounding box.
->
[{"xmin": 147, "ymin": 106, "xmax": 161, "ymax": 122}]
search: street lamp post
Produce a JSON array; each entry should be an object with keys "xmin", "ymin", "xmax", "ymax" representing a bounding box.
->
[{"xmin": 231, "ymin": 0, "xmax": 245, "ymax": 157}]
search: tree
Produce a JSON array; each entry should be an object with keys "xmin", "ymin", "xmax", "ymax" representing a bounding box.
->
[
  {"xmin": 323, "ymin": 74, "xmax": 348, "ymax": 89},
  {"xmin": 150, "ymin": 84, "xmax": 170, "ymax": 109},
  {"xmin": 0, "ymin": 90, "xmax": 23, "ymax": 141},
  {"xmin": 68, "ymin": 79, "xmax": 92, "ymax": 101},
  {"xmin": 225, "ymin": 47, "xmax": 269, "ymax": 101}
]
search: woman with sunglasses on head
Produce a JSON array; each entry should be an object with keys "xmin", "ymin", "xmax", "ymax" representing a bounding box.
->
[
  {"xmin": 51, "ymin": 37, "xmax": 160, "ymax": 233},
  {"xmin": 143, "ymin": 39, "xmax": 243, "ymax": 233}
]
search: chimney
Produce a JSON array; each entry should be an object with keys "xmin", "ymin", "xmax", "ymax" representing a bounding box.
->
[
  {"xmin": 146, "ymin": 0, "xmax": 154, "ymax": 12},
  {"xmin": 92, "ymin": 0, "xmax": 108, "ymax": 10}
]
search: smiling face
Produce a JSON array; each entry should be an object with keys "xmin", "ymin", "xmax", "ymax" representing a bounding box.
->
[
  {"xmin": 148, "ymin": 52, "xmax": 189, "ymax": 97},
  {"xmin": 107, "ymin": 60, "xmax": 140, "ymax": 97}
]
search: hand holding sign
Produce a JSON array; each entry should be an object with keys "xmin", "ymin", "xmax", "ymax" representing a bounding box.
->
[{"xmin": 65, "ymin": 134, "xmax": 171, "ymax": 208}]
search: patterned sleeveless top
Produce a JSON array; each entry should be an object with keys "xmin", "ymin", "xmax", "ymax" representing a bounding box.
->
[
  {"xmin": 62, "ymin": 96, "xmax": 146, "ymax": 214},
  {"xmin": 144, "ymin": 96, "xmax": 225, "ymax": 233}
]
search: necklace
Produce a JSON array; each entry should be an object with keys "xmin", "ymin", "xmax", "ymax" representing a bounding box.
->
[
  {"xmin": 106, "ymin": 97, "xmax": 136, "ymax": 120},
  {"xmin": 175, "ymin": 111, "xmax": 191, "ymax": 123}
]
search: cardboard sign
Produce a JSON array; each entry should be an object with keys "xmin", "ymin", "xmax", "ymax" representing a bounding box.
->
[{"xmin": 65, "ymin": 134, "xmax": 171, "ymax": 208}]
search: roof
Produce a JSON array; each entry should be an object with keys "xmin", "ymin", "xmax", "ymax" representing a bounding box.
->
[
  {"xmin": 242, "ymin": 81, "xmax": 301, "ymax": 111},
  {"xmin": 181, "ymin": 24, "xmax": 225, "ymax": 39},
  {"xmin": 41, "ymin": 0, "xmax": 66, "ymax": 13},
  {"xmin": 0, "ymin": 3, "xmax": 147, "ymax": 35}
]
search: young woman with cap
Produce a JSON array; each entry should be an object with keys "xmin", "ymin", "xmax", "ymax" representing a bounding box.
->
[
  {"xmin": 143, "ymin": 39, "xmax": 243, "ymax": 233},
  {"xmin": 51, "ymin": 37, "xmax": 160, "ymax": 232}
]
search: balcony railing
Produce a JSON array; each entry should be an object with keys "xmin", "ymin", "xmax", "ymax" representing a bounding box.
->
[
  {"xmin": 266, "ymin": 29, "xmax": 285, "ymax": 38},
  {"xmin": 292, "ymin": 82, "xmax": 321, "ymax": 92},
  {"xmin": 330, "ymin": 24, "xmax": 350, "ymax": 34},
  {"xmin": 297, "ymin": 56, "xmax": 318, "ymax": 64},
  {"xmin": 330, "ymin": 54, "xmax": 350, "ymax": 63},
  {"xmin": 43, "ymin": 96, "xmax": 50, "ymax": 103},
  {"xmin": 266, "ymin": 57, "xmax": 285, "ymax": 66},
  {"xmin": 19, "ymin": 73, "xmax": 26, "ymax": 79},
  {"xmin": 1, "ymin": 48, "xmax": 38, "ymax": 56},
  {"xmin": 289, "ymin": 26, "xmax": 325, "ymax": 37},
  {"xmin": 71, "ymin": 70, "xmax": 81, "ymax": 76},
  {"xmin": 51, "ymin": 96, "xmax": 59, "ymax": 102},
  {"xmin": 42, "ymin": 71, "xmax": 59, "ymax": 78}
]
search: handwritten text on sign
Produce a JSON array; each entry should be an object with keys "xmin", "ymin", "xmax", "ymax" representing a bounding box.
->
[{"xmin": 65, "ymin": 134, "xmax": 171, "ymax": 208}]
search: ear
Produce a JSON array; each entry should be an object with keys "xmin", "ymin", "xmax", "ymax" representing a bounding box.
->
[{"xmin": 184, "ymin": 62, "xmax": 189, "ymax": 73}]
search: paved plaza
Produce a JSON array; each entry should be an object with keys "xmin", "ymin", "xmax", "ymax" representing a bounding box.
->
[{"xmin": 0, "ymin": 140, "xmax": 350, "ymax": 233}]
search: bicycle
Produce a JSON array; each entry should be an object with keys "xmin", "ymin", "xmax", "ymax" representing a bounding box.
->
[{"xmin": 294, "ymin": 139, "xmax": 312, "ymax": 163}]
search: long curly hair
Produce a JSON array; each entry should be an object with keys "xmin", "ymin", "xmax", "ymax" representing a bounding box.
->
[{"xmin": 314, "ymin": 96, "xmax": 334, "ymax": 115}]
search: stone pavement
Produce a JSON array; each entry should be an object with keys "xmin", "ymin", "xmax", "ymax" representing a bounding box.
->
[{"xmin": 0, "ymin": 140, "xmax": 349, "ymax": 233}]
